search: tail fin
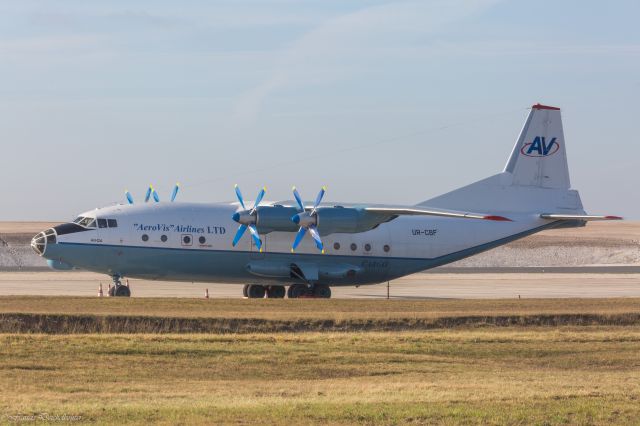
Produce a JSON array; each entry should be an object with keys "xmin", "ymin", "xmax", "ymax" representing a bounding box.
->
[
  {"xmin": 504, "ymin": 104, "xmax": 570, "ymax": 189},
  {"xmin": 420, "ymin": 104, "xmax": 585, "ymax": 214}
]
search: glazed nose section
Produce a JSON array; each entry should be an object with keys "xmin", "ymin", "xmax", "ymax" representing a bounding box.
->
[{"xmin": 31, "ymin": 228, "xmax": 56, "ymax": 256}]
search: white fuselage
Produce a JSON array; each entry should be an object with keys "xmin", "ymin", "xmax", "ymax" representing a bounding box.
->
[{"xmin": 36, "ymin": 201, "xmax": 558, "ymax": 286}]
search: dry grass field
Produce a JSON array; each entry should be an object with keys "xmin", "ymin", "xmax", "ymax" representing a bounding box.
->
[
  {"xmin": 0, "ymin": 297, "xmax": 639, "ymax": 424},
  {"xmin": 0, "ymin": 296, "xmax": 639, "ymax": 320},
  {"xmin": 1, "ymin": 328, "xmax": 639, "ymax": 425}
]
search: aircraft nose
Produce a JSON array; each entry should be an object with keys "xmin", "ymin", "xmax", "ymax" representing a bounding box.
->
[{"xmin": 30, "ymin": 228, "xmax": 56, "ymax": 256}]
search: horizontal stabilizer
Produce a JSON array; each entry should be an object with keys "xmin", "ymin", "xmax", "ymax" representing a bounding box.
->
[
  {"xmin": 365, "ymin": 207, "xmax": 512, "ymax": 221},
  {"xmin": 540, "ymin": 214, "xmax": 622, "ymax": 221}
]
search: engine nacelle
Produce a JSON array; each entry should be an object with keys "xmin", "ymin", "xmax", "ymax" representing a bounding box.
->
[
  {"xmin": 255, "ymin": 205, "xmax": 299, "ymax": 233},
  {"xmin": 314, "ymin": 206, "xmax": 387, "ymax": 235},
  {"xmin": 254, "ymin": 205, "xmax": 392, "ymax": 235}
]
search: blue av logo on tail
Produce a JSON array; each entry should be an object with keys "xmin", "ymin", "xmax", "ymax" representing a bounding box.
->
[{"xmin": 520, "ymin": 136, "xmax": 560, "ymax": 157}]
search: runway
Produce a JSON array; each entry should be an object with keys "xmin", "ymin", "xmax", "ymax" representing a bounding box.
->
[{"xmin": 1, "ymin": 269, "xmax": 639, "ymax": 298}]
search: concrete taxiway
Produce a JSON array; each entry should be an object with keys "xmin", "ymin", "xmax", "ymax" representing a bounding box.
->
[{"xmin": 0, "ymin": 270, "xmax": 638, "ymax": 299}]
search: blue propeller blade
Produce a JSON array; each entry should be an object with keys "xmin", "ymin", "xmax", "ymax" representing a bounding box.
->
[
  {"xmin": 234, "ymin": 184, "xmax": 246, "ymax": 209},
  {"xmin": 291, "ymin": 227, "xmax": 307, "ymax": 251},
  {"xmin": 308, "ymin": 226, "xmax": 324, "ymax": 252},
  {"xmin": 251, "ymin": 187, "xmax": 266, "ymax": 213},
  {"xmin": 312, "ymin": 187, "xmax": 326, "ymax": 212},
  {"xmin": 292, "ymin": 187, "xmax": 305, "ymax": 212},
  {"xmin": 144, "ymin": 186, "xmax": 152, "ymax": 203},
  {"xmin": 232, "ymin": 224, "xmax": 248, "ymax": 247},
  {"xmin": 152, "ymin": 187, "xmax": 160, "ymax": 202},
  {"xmin": 125, "ymin": 190, "xmax": 134, "ymax": 205},
  {"xmin": 247, "ymin": 225, "xmax": 262, "ymax": 251},
  {"xmin": 170, "ymin": 183, "xmax": 180, "ymax": 202}
]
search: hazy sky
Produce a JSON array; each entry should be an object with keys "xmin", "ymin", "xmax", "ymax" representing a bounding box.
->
[{"xmin": 1, "ymin": 0, "xmax": 638, "ymax": 221}]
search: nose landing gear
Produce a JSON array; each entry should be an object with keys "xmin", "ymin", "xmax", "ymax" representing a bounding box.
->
[{"xmin": 108, "ymin": 275, "xmax": 131, "ymax": 297}]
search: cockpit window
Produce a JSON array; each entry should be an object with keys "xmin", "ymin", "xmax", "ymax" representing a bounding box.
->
[
  {"xmin": 74, "ymin": 216, "xmax": 113, "ymax": 228},
  {"xmin": 77, "ymin": 217, "xmax": 95, "ymax": 228}
]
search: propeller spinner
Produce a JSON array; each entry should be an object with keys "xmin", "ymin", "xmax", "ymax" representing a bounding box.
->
[
  {"xmin": 231, "ymin": 185, "xmax": 266, "ymax": 251},
  {"xmin": 290, "ymin": 186, "xmax": 326, "ymax": 253}
]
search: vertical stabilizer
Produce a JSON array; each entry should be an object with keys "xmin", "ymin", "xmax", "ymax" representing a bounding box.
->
[
  {"xmin": 420, "ymin": 104, "xmax": 584, "ymax": 214},
  {"xmin": 504, "ymin": 104, "xmax": 570, "ymax": 189}
]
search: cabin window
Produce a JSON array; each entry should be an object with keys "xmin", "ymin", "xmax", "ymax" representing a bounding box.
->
[
  {"xmin": 350, "ymin": 243, "xmax": 357, "ymax": 251},
  {"xmin": 383, "ymin": 244, "xmax": 391, "ymax": 252},
  {"xmin": 182, "ymin": 235, "xmax": 192, "ymax": 245},
  {"xmin": 333, "ymin": 242, "xmax": 340, "ymax": 250},
  {"xmin": 161, "ymin": 235, "xmax": 168, "ymax": 242},
  {"xmin": 199, "ymin": 236, "xmax": 206, "ymax": 244},
  {"xmin": 364, "ymin": 243, "xmax": 371, "ymax": 252},
  {"xmin": 141, "ymin": 234, "xmax": 149, "ymax": 242},
  {"xmin": 107, "ymin": 219, "xmax": 118, "ymax": 228},
  {"xmin": 97, "ymin": 219, "xmax": 108, "ymax": 228}
]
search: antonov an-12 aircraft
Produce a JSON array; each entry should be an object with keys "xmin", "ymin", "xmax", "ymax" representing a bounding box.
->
[{"xmin": 32, "ymin": 104, "xmax": 621, "ymax": 298}]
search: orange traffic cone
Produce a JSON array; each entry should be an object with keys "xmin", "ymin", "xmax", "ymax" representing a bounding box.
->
[
  {"xmin": 98, "ymin": 283, "xmax": 103, "ymax": 297},
  {"xmin": 205, "ymin": 288, "xmax": 209, "ymax": 299}
]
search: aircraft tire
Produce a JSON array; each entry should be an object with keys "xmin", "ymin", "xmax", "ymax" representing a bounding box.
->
[
  {"xmin": 242, "ymin": 284, "xmax": 250, "ymax": 298},
  {"xmin": 246, "ymin": 284, "xmax": 266, "ymax": 299},
  {"xmin": 287, "ymin": 284, "xmax": 308, "ymax": 299},
  {"xmin": 266, "ymin": 286, "xmax": 285, "ymax": 298},
  {"xmin": 313, "ymin": 284, "xmax": 331, "ymax": 299},
  {"xmin": 114, "ymin": 285, "xmax": 131, "ymax": 297}
]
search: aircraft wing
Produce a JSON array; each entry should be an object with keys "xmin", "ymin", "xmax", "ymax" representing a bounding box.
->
[
  {"xmin": 540, "ymin": 214, "xmax": 623, "ymax": 221},
  {"xmin": 364, "ymin": 207, "xmax": 512, "ymax": 221}
]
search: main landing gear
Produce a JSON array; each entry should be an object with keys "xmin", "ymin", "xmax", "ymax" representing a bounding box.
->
[
  {"xmin": 243, "ymin": 284, "xmax": 331, "ymax": 299},
  {"xmin": 243, "ymin": 284, "xmax": 286, "ymax": 298},
  {"xmin": 108, "ymin": 275, "xmax": 131, "ymax": 297}
]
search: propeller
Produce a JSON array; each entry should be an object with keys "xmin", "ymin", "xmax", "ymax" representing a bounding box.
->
[
  {"xmin": 124, "ymin": 183, "xmax": 180, "ymax": 204},
  {"xmin": 290, "ymin": 186, "xmax": 326, "ymax": 253},
  {"xmin": 231, "ymin": 185, "xmax": 266, "ymax": 251}
]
